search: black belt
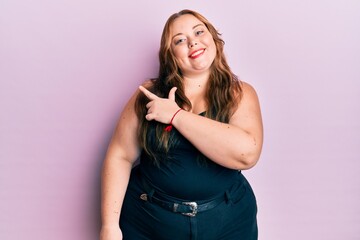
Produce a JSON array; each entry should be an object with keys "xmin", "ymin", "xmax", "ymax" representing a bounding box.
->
[
  {"xmin": 140, "ymin": 192, "xmax": 225, "ymax": 217},
  {"xmin": 139, "ymin": 177, "xmax": 226, "ymax": 217}
]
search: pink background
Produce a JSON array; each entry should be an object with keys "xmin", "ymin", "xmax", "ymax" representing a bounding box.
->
[{"xmin": 1, "ymin": 1, "xmax": 359, "ymax": 239}]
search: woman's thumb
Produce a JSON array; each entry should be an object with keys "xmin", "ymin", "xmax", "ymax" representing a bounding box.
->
[{"xmin": 168, "ymin": 87, "xmax": 177, "ymax": 101}]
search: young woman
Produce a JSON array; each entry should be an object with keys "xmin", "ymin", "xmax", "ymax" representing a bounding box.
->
[{"xmin": 100, "ymin": 9, "xmax": 263, "ymax": 240}]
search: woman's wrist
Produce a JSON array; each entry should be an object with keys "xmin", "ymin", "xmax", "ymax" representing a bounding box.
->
[
  {"xmin": 164, "ymin": 108, "xmax": 182, "ymax": 132},
  {"xmin": 101, "ymin": 223, "xmax": 120, "ymax": 229},
  {"xmin": 169, "ymin": 108, "xmax": 185, "ymax": 129}
]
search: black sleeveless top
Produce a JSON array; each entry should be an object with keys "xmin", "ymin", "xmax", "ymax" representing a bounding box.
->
[{"xmin": 139, "ymin": 113, "xmax": 239, "ymax": 201}]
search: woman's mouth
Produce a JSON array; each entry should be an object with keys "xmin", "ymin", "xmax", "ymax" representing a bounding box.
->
[{"xmin": 189, "ymin": 48, "xmax": 205, "ymax": 59}]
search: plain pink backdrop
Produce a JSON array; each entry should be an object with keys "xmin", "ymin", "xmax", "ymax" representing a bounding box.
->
[{"xmin": 1, "ymin": 0, "xmax": 359, "ymax": 239}]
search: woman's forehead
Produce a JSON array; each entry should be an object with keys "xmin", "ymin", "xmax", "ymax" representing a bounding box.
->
[{"xmin": 170, "ymin": 14, "xmax": 204, "ymax": 35}]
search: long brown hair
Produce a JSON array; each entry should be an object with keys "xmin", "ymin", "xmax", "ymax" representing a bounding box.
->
[{"xmin": 135, "ymin": 9, "xmax": 242, "ymax": 164}]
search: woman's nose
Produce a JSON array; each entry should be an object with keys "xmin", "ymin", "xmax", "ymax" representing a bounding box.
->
[{"xmin": 189, "ymin": 41, "xmax": 198, "ymax": 48}]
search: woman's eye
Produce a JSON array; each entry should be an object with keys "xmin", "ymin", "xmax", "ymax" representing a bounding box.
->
[
  {"xmin": 175, "ymin": 38, "xmax": 185, "ymax": 45},
  {"xmin": 196, "ymin": 30, "xmax": 204, "ymax": 36}
]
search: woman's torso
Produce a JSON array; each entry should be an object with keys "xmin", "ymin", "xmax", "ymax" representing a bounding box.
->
[{"xmin": 139, "ymin": 116, "xmax": 239, "ymax": 201}]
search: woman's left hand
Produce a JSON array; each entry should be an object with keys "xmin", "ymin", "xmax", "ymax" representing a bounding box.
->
[{"xmin": 138, "ymin": 86, "xmax": 181, "ymax": 124}]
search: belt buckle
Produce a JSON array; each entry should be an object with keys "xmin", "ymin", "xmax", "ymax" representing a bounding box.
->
[{"xmin": 181, "ymin": 202, "xmax": 198, "ymax": 217}]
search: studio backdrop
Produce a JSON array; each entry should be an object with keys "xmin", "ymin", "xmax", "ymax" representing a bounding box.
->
[{"xmin": 1, "ymin": 0, "xmax": 359, "ymax": 239}]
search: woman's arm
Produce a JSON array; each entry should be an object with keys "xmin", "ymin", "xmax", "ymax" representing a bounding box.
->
[
  {"xmin": 173, "ymin": 82, "xmax": 263, "ymax": 170},
  {"xmin": 100, "ymin": 89, "xmax": 141, "ymax": 239},
  {"xmin": 139, "ymin": 81, "xmax": 263, "ymax": 170}
]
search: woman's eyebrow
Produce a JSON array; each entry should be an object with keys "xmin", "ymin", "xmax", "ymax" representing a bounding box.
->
[{"xmin": 192, "ymin": 23, "xmax": 204, "ymax": 29}]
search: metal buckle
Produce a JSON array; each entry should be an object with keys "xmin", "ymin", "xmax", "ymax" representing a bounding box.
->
[
  {"xmin": 181, "ymin": 202, "xmax": 198, "ymax": 217},
  {"xmin": 140, "ymin": 193, "xmax": 148, "ymax": 201}
]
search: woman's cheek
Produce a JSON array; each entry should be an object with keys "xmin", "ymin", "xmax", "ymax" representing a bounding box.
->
[{"xmin": 173, "ymin": 47, "xmax": 187, "ymax": 59}]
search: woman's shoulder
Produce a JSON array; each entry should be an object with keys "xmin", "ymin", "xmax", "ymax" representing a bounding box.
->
[
  {"xmin": 230, "ymin": 80, "xmax": 258, "ymax": 104},
  {"xmin": 141, "ymin": 79, "xmax": 156, "ymax": 89},
  {"xmin": 239, "ymin": 80, "xmax": 259, "ymax": 99},
  {"xmin": 233, "ymin": 80, "xmax": 261, "ymax": 118}
]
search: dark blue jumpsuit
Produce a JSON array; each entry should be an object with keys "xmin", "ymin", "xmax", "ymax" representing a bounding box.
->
[{"xmin": 120, "ymin": 115, "xmax": 258, "ymax": 240}]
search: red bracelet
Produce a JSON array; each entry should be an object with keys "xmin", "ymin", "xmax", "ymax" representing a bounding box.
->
[{"xmin": 164, "ymin": 109, "xmax": 182, "ymax": 132}]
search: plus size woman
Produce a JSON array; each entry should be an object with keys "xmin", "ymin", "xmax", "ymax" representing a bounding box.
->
[{"xmin": 100, "ymin": 9, "xmax": 263, "ymax": 240}]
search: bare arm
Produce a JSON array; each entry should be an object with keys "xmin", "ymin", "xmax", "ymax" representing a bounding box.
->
[
  {"xmin": 173, "ymin": 82, "xmax": 263, "ymax": 169},
  {"xmin": 100, "ymin": 88, "xmax": 141, "ymax": 238},
  {"xmin": 139, "ymin": 82, "xmax": 263, "ymax": 170}
]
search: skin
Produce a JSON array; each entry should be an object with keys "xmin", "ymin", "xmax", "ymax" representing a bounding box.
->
[
  {"xmin": 100, "ymin": 14, "xmax": 263, "ymax": 240},
  {"xmin": 171, "ymin": 14, "xmax": 217, "ymax": 80}
]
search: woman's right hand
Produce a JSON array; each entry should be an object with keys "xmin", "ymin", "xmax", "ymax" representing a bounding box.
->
[
  {"xmin": 138, "ymin": 85, "xmax": 180, "ymax": 124},
  {"xmin": 100, "ymin": 225, "xmax": 123, "ymax": 240}
]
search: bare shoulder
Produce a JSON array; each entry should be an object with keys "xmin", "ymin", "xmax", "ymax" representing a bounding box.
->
[
  {"xmin": 114, "ymin": 79, "xmax": 154, "ymax": 131},
  {"xmin": 232, "ymin": 80, "xmax": 262, "ymax": 122},
  {"xmin": 126, "ymin": 79, "xmax": 153, "ymax": 109},
  {"xmin": 231, "ymin": 80, "xmax": 263, "ymax": 142},
  {"xmin": 240, "ymin": 81, "xmax": 259, "ymax": 101},
  {"xmin": 142, "ymin": 79, "xmax": 154, "ymax": 89}
]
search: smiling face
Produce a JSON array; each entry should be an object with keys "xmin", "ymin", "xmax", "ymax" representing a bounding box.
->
[{"xmin": 169, "ymin": 14, "xmax": 217, "ymax": 77}]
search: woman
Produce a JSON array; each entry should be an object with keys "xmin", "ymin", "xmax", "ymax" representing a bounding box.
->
[{"xmin": 100, "ymin": 9, "xmax": 263, "ymax": 240}]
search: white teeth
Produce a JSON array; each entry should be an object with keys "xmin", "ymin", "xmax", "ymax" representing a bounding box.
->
[{"xmin": 191, "ymin": 49, "xmax": 204, "ymax": 57}]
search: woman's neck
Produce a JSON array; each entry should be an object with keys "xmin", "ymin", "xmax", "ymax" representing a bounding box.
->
[
  {"xmin": 182, "ymin": 73, "xmax": 209, "ymax": 113},
  {"xmin": 182, "ymin": 71, "xmax": 210, "ymax": 91}
]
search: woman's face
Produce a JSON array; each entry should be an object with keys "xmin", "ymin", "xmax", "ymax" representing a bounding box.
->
[{"xmin": 169, "ymin": 14, "xmax": 217, "ymax": 77}]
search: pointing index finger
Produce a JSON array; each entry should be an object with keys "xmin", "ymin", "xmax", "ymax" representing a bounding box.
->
[{"xmin": 139, "ymin": 86, "xmax": 159, "ymax": 100}]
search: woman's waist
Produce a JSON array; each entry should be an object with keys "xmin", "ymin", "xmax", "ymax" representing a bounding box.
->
[{"xmin": 138, "ymin": 166, "xmax": 241, "ymax": 201}]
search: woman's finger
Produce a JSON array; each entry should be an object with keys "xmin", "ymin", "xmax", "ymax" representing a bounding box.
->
[
  {"xmin": 139, "ymin": 86, "xmax": 159, "ymax": 100},
  {"xmin": 145, "ymin": 113, "xmax": 155, "ymax": 121},
  {"xmin": 146, "ymin": 101, "xmax": 153, "ymax": 109},
  {"xmin": 168, "ymin": 87, "xmax": 177, "ymax": 101}
]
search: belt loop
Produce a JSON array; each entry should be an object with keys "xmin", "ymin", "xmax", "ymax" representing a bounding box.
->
[
  {"xmin": 225, "ymin": 190, "xmax": 232, "ymax": 204},
  {"xmin": 147, "ymin": 189, "xmax": 155, "ymax": 202}
]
